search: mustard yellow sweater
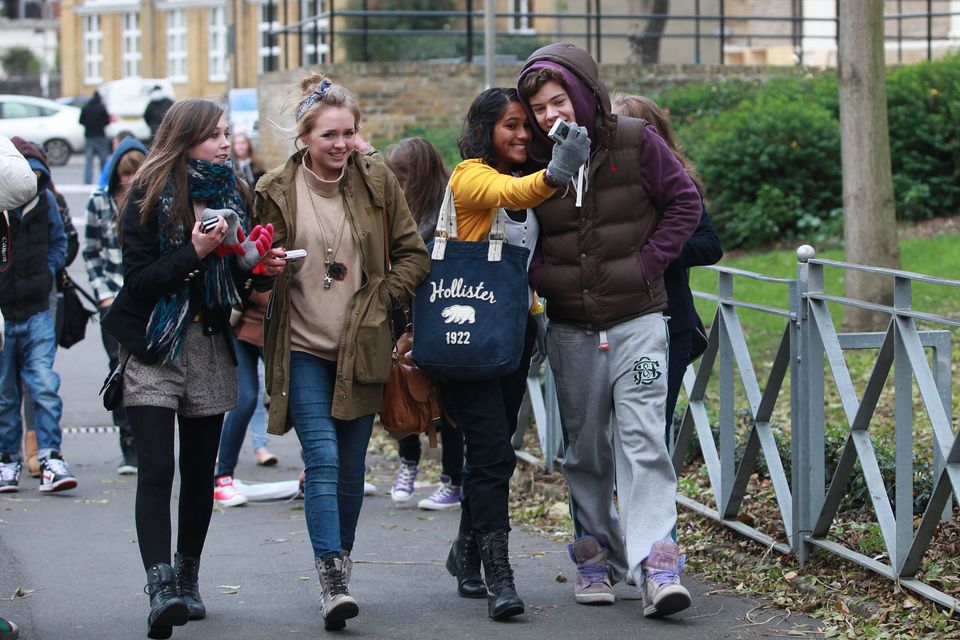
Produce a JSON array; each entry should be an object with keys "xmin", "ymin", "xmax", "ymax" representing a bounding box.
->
[{"xmin": 448, "ymin": 159, "xmax": 555, "ymax": 242}]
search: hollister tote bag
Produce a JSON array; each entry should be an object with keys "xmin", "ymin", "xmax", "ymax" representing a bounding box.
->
[{"xmin": 411, "ymin": 183, "xmax": 530, "ymax": 381}]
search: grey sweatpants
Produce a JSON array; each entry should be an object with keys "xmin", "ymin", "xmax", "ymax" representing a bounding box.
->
[{"xmin": 547, "ymin": 312, "xmax": 677, "ymax": 585}]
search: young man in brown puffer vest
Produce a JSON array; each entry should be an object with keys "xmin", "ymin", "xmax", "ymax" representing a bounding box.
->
[{"xmin": 518, "ymin": 42, "xmax": 701, "ymax": 618}]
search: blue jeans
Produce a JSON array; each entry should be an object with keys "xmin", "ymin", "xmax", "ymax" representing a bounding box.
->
[
  {"xmin": 288, "ymin": 351, "xmax": 373, "ymax": 559},
  {"xmin": 0, "ymin": 310, "xmax": 63, "ymax": 460},
  {"xmin": 84, "ymin": 136, "xmax": 110, "ymax": 185},
  {"xmin": 217, "ymin": 337, "xmax": 268, "ymax": 477}
]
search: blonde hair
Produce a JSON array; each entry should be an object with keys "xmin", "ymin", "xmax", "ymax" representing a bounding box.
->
[
  {"xmin": 295, "ymin": 73, "xmax": 362, "ymax": 143},
  {"xmin": 611, "ymin": 93, "xmax": 704, "ymax": 196}
]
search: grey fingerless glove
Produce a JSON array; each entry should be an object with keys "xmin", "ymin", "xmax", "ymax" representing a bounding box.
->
[
  {"xmin": 546, "ymin": 124, "xmax": 590, "ymax": 185},
  {"xmin": 199, "ymin": 208, "xmax": 240, "ymax": 244}
]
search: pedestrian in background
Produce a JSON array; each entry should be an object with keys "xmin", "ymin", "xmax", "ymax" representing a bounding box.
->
[
  {"xmin": 0, "ymin": 136, "xmax": 73, "ymax": 496},
  {"xmin": 144, "ymin": 87, "xmax": 174, "ymax": 146},
  {"xmin": 254, "ymin": 73, "xmax": 429, "ymax": 631},
  {"xmin": 231, "ymin": 131, "xmax": 266, "ymax": 188},
  {"xmin": 83, "ymin": 135, "xmax": 148, "ymax": 475},
  {"xmin": 101, "ymin": 98, "xmax": 283, "ymax": 639},
  {"xmin": 384, "ymin": 137, "xmax": 465, "ymax": 511},
  {"xmin": 80, "ymin": 91, "xmax": 111, "ymax": 185}
]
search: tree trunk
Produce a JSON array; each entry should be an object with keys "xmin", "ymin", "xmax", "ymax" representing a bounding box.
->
[
  {"xmin": 628, "ymin": 0, "xmax": 670, "ymax": 64},
  {"xmin": 838, "ymin": 2, "xmax": 900, "ymax": 332}
]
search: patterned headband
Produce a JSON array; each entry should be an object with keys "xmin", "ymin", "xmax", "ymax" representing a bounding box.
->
[{"xmin": 296, "ymin": 79, "xmax": 333, "ymax": 122}]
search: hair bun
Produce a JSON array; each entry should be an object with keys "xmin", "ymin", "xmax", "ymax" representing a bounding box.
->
[{"xmin": 299, "ymin": 72, "xmax": 329, "ymax": 96}]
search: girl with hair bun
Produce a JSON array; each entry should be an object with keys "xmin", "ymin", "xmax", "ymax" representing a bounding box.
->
[{"xmin": 254, "ymin": 74, "xmax": 429, "ymax": 630}]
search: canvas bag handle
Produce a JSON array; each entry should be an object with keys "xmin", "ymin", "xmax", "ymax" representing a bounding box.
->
[{"xmin": 431, "ymin": 182, "xmax": 505, "ymax": 263}]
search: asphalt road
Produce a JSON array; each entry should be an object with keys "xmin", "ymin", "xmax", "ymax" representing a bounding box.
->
[{"xmin": 0, "ymin": 156, "xmax": 824, "ymax": 639}]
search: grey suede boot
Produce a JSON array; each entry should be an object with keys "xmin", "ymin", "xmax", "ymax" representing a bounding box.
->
[{"xmin": 316, "ymin": 556, "xmax": 359, "ymax": 631}]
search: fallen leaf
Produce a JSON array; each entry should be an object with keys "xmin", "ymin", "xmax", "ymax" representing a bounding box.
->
[
  {"xmin": 783, "ymin": 571, "xmax": 797, "ymax": 582},
  {"xmin": 15, "ymin": 587, "xmax": 36, "ymax": 598},
  {"xmin": 298, "ymin": 576, "xmax": 310, "ymax": 581},
  {"xmin": 555, "ymin": 573, "xmax": 568, "ymax": 583},
  {"xmin": 381, "ymin": 523, "xmax": 397, "ymax": 529},
  {"xmin": 416, "ymin": 516, "xmax": 435, "ymax": 521},
  {"xmin": 73, "ymin": 498, "xmax": 109, "ymax": 505},
  {"xmin": 218, "ymin": 585, "xmax": 241, "ymax": 594}
]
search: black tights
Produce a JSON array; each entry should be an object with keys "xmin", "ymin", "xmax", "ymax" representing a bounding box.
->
[{"xmin": 127, "ymin": 406, "xmax": 223, "ymax": 571}]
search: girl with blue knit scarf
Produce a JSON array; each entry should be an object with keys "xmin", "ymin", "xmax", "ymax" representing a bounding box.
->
[{"xmin": 101, "ymin": 99, "xmax": 288, "ymax": 640}]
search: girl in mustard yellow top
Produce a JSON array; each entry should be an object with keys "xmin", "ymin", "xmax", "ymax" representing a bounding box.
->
[{"xmin": 443, "ymin": 87, "xmax": 589, "ymax": 622}]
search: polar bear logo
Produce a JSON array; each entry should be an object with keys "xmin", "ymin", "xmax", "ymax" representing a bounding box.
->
[{"xmin": 441, "ymin": 304, "xmax": 476, "ymax": 325}]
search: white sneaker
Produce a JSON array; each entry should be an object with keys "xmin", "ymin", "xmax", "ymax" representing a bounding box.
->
[
  {"xmin": 38, "ymin": 453, "xmax": 78, "ymax": 493},
  {"xmin": 363, "ymin": 481, "xmax": 377, "ymax": 496},
  {"xmin": 214, "ymin": 474, "xmax": 248, "ymax": 507}
]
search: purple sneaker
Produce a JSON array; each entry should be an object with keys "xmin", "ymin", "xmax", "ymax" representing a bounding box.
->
[
  {"xmin": 390, "ymin": 462, "xmax": 418, "ymax": 503},
  {"xmin": 642, "ymin": 540, "xmax": 691, "ymax": 617},
  {"xmin": 417, "ymin": 475, "xmax": 461, "ymax": 511},
  {"xmin": 568, "ymin": 535, "xmax": 614, "ymax": 605}
]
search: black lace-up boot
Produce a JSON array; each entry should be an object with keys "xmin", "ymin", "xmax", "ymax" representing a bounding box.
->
[
  {"xmin": 446, "ymin": 533, "xmax": 486, "ymax": 598},
  {"xmin": 144, "ymin": 563, "xmax": 188, "ymax": 639},
  {"xmin": 174, "ymin": 553, "xmax": 205, "ymax": 620},
  {"xmin": 476, "ymin": 530, "xmax": 525, "ymax": 620}
]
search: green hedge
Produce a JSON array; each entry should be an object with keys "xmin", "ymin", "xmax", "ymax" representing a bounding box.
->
[{"xmin": 653, "ymin": 54, "xmax": 960, "ymax": 249}]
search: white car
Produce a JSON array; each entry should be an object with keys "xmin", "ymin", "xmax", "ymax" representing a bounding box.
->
[{"xmin": 0, "ymin": 94, "xmax": 85, "ymax": 166}]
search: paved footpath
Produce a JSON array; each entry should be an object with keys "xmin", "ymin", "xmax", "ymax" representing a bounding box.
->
[
  {"xmin": 0, "ymin": 429, "xmax": 822, "ymax": 640},
  {"xmin": 1, "ymin": 169, "xmax": 822, "ymax": 638}
]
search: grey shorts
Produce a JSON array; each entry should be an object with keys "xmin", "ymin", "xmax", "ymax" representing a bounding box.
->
[{"xmin": 121, "ymin": 323, "xmax": 238, "ymax": 418}]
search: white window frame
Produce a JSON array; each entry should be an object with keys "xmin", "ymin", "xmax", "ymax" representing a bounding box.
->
[
  {"xmin": 208, "ymin": 6, "xmax": 228, "ymax": 82},
  {"xmin": 83, "ymin": 14, "xmax": 103, "ymax": 84},
  {"xmin": 121, "ymin": 11, "xmax": 141, "ymax": 78},
  {"xmin": 258, "ymin": 4, "xmax": 282, "ymax": 73},
  {"xmin": 299, "ymin": 0, "xmax": 328, "ymax": 65},
  {"xmin": 166, "ymin": 9, "xmax": 188, "ymax": 83},
  {"xmin": 509, "ymin": 0, "xmax": 535, "ymax": 34}
]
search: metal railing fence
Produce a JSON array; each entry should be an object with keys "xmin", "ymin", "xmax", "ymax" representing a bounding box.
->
[
  {"xmin": 524, "ymin": 245, "xmax": 960, "ymax": 609},
  {"xmin": 265, "ymin": 3, "xmax": 960, "ymax": 70}
]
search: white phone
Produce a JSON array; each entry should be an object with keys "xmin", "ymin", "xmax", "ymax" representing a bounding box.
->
[{"xmin": 282, "ymin": 249, "xmax": 307, "ymax": 262}]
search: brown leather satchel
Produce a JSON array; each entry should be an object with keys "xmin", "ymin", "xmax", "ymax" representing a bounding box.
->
[
  {"xmin": 378, "ymin": 206, "xmax": 443, "ymax": 446},
  {"xmin": 382, "ymin": 328, "xmax": 442, "ymax": 446}
]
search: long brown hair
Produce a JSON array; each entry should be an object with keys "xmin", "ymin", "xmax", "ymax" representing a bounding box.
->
[
  {"xmin": 611, "ymin": 93, "xmax": 705, "ymax": 196},
  {"xmin": 385, "ymin": 137, "xmax": 449, "ymax": 225},
  {"xmin": 130, "ymin": 99, "xmax": 225, "ymax": 229}
]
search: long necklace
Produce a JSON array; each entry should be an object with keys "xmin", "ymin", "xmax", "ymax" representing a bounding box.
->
[{"xmin": 304, "ymin": 178, "xmax": 348, "ymax": 289}]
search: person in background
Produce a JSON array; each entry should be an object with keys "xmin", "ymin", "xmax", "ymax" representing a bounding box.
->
[
  {"xmin": 517, "ymin": 43, "xmax": 701, "ymax": 617},
  {"xmin": 384, "ymin": 137, "xmax": 465, "ymax": 511},
  {"xmin": 0, "ymin": 135, "xmax": 34, "ymax": 638},
  {"xmin": 0, "ymin": 136, "xmax": 73, "ymax": 495},
  {"xmin": 10, "ymin": 137, "xmax": 81, "ymax": 479},
  {"xmin": 254, "ymin": 73, "xmax": 429, "ymax": 631},
  {"xmin": 610, "ymin": 93, "xmax": 723, "ymax": 448},
  {"xmin": 441, "ymin": 87, "xmax": 589, "ymax": 621},
  {"xmin": 84, "ymin": 135, "xmax": 148, "ymax": 475},
  {"xmin": 144, "ymin": 87, "xmax": 174, "ymax": 146},
  {"xmin": 101, "ymin": 98, "xmax": 283, "ymax": 638},
  {"xmin": 79, "ymin": 90, "xmax": 111, "ymax": 185},
  {"xmin": 231, "ymin": 132, "xmax": 266, "ymax": 189},
  {"xmin": 212, "ymin": 288, "xmax": 277, "ymax": 509},
  {"xmin": 98, "ymin": 130, "xmax": 137, "ymax": 190}
]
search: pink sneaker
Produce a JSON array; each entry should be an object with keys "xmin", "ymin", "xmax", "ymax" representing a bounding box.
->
[
  {"xmin": 214, "ymin": 474, "xmax": 248, "ymax": 507},
  {"xmin": 642, "ymin": 540, "xmax": 691, "ymax": 617}
]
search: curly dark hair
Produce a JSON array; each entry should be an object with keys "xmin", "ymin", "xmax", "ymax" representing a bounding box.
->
[{"xmin": 457, "ymin": 87, "xmax": 524, "ymax": 167}]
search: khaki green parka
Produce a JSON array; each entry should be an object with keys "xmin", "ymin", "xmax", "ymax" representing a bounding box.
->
[{"xmin": 253, "ymin": 149, "xmax": 429, "ymax": 434}]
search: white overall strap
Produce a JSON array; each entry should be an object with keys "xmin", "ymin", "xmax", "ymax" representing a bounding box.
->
[
  {"xmin": 487, "ymin": 208, "xmax": 506, "ymax": 261},
  {"xmin": 432, "ymin": 183, "xmax": 457, "ymax": 260}
]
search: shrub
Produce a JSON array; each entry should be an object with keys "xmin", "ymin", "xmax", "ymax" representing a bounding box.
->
[{"xmin": 685, "ymin": 93, "xmax": 842, "ymax": 249}]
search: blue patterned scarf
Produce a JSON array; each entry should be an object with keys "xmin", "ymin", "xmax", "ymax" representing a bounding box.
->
[{"xmin": 145, "ymin": 158, "xmax": 249, "ymax": 364}]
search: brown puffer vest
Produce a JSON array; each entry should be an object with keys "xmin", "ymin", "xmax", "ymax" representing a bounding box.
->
[{"xmin": 534, "ymin": 116, "xmax": 668, "ymax": 330}]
